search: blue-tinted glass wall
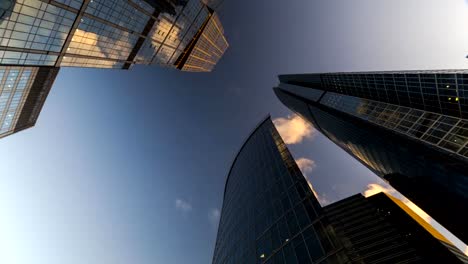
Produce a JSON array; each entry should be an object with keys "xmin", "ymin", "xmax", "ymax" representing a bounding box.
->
[
  {"xmin": 274, "ymin": 76, "xmax": 468, "ymax": 245},
  {"xmin": 212, "ymin": 117, "xmax": 349, "ymax": 264},
  {"xmin": 0, "ymin": 0, "xmax": 228, "ymax": 139},
  {"xmin": 282, "ymin": 70, "xmax": 468, "ymax": 119},
  {"xmin": 0, "ymin": 0, "xmax": 227, "ymax": 70},
  {"xmin": 0, "ymin": 65, "xmax": 58, "ymax": 139},
  {"xmin": 0, "ymin": 0, "xmax": 72, "ymax": 65}
]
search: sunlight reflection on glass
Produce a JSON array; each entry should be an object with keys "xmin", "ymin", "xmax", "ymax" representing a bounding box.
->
[{"xmin": 364, "ymin": 183, "xmax": 468, "ymax": 258}]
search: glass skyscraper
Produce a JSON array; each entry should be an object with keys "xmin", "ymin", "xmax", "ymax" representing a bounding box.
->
[
  {"xmin": 274, "ymin": 71, "xmax": 468, "ymax": 246},
  {"xmin": 0, "ymin": 0, "xmax": 227, "ymax": 69},
  {"xmin": 0, "ymin": 0, "xmax": 228, "ymax": 139},
  {"xmin": 212, "ymin": 116, "xmax": 350, "ymax": 264},
  {"xmin": 324, "ymin": 192, "xmax": 464, "ymax": 263},
  {"xmin": 0, "ymin": 65, "xmax": 57, "ymax": 138},
  {"xmin": 212, "ymin": 116, "xmax": 465, "ymax": 263},
  {"xmin": 173, "ymin": 11, "xmax": 228, "ymax": 72}
]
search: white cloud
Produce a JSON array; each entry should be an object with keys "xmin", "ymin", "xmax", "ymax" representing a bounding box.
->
[
  {"xmin": 307, "ymin": 182, "xmax": 331, "ymax": 206},
  {"xmin": 363, "ymin": 183, "xmax": 395, "ymax": 198},
  {"xmin": 296, "ymin": 158, "xmax": 317, "ymax": 175},
  {"xmin": 273, "ymin": 114, "xmax": 315, "ymax": 144},
  {"xmin": 294, "ymin": 157, "xmax": 330, "ymax": 205},
  {"xmin": 208, "ymin": 208, "xmax": 221, "ymax": 229},
  {"xmin": 175, "ymin": 199, "xmax": 192, "ymax": 213}
]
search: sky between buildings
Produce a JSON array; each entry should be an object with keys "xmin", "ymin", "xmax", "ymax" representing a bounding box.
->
[{"xmin": 0, "ymin": 0, "xmax": 467, "ymax": 264}]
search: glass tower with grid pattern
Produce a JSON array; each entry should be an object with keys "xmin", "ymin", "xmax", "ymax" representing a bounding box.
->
[
  {"xmin": 0, "ymin": 0, "xmax": 227, "ymax": 69},
  {"xmin": 274, "ymin": 70, "xmax": 468, "ymax": 247},
  {"xmin": 212, "ymin": 116, "xmax": 465, "ymax": 264},
  {"xmin": 0, "ymin": 0, "xmax": 227, "ymax": 139},
  {"xmin": 324, "ymin": 192, "xmax": 464, "ymax": 263},
  {"xmin": 0, "ymin": 65, "xmax": 57, "ymax": 138},
  {"xmin": 212, "ymin": 117, "xmax": 351, "ymax": 264}
]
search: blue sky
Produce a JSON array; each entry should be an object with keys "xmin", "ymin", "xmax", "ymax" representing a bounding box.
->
[{"xmin": 0, "ymin": 1, "xmax": 467, "ymax": 264}]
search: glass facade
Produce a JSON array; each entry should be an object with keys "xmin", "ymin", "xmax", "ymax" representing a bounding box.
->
[
  {"xmin": 134, "ymin": 0, "xmax": 229, "ymax": 72},
  {"xmin": 62, "ymin": 0, "xmax": 151, "ymax": 68},
  {"xmin": 324, "ymin": 193, "xmax": 463, "ymax": 263},
  {"xmin": 0, "ymin": 0, "xmax": 14, "ymax": 20},
  {"xmin": 177, "ymin": 12, "xmax": 228, "ymax": 72},
  {"xmin": 278, "ymin": 83, "xmax": 324, "ymax": 103},
  {"xmin": 213, "ymin": 117, "xmax": 349, "ymax": 264},
  {"xmin": 275, "ymin": 75, "xmax": 468, "ymax": 246},
  {"xmin": 0, "ymin": 0, "xmax": 72, "ymax": 65},
  {"xmin": 85, "ymin": 0, "xmax": 151, "ymax": 33},
  {"xmin": 202, "ymin": 0, "xmax": 223, "ymax": 10},
  {"xmin": 14, "ymin": 66, "xmax": 59, "ymax": 134},
  {"xmin": 64, "ymin": 19, "xmax": 139, "ymax": 68},
  {"xmin": 0, "ymin": 0, "xmax": 228, "ymax": 139},
  {"xmin": 322, "ymin": 72, "xmax": 468, "ymax": 118},
  {"xmin": 282, "ymin": 70, "xmax": 468, "ymax": 119},
  {"xmin": 166, "ymin": 2, "xmax": 209, "ymax": 66},
  {"xmin": 0, "ymin": 0, "xmax": 75, "ymax": 52},
  {"xmin": 213, "ymin": 115, "xmax": 465, "ymax": 263},
  {"xmin": 136, "ymin": 0, "xmax": 211, "ymax": 66},
  {"xmin": 0, "ymin": 65, "xmax": 58, "ymax": 139},
  {"xmin": 321, "ymin": 92, "xmax": 468, "ymax": 160},
  {"xmin": 54, "ymin": 0, "xmax": 84, "ymax": 9},
  {"xmin": 0, "ymin": 66, "xmax": 36, "ymax": 136},
  {"xmin": 135, "ymin": 12, "xmax": 177, "ymax": 64},
  {"xmin": 0, "ymin": 0, "xmax": 228, "ymax": 70}
]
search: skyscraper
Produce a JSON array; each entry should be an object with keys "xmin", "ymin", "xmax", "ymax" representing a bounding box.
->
[
  {"xmin": 0, "ymin": 0, "xmax": 227, "ymax": 70},
  {"xmin": 274, "ymin": 71, "xmax": 468, "ymax": 245},
  {"xmin": 133, "ymin": 0, "xmax": 228, "ymax": 70},
  {"xmin": 212, "ymin": 116, "xmax": 463, "ymax": 263},
  {"xmin": 0, "ymin": 66, "xmax": 58, "ymax": 138},
  {"xmin": 324, "ymin": 192, "xmax": 464, "ymax": 263},
  {"xmin": 0, "ymin": 0, "xmax": 228, "ymax": 138},
  {"xmin": 212, "ymin": 116, "xmax": 351, "ymax": 264},
  {"xmin": 173, "ymin": 11, "xmax": 228, "ymax": 72}
]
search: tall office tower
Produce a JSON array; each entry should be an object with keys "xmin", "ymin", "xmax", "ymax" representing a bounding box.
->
[
  {"xmin": 0, "ymin": 0, "xmax": 227, "ymax": 138},
  {"xmin": 212, "ymin": 116, "xmax": 351, "ymax": 264},
  {"xmin": 212, "ymin": 116, "xmax": 465, "ymax": 263},
  {"xmin": 324, "ymin": 192, "xmax": 464, "ymax": 263},
  {"xmin": 134, "ymin": 0, "xmax": 228, "ymax": 70},
  {"xmin": 0, "ymin": 0, "xmax": 228, "ymax": 70},
  {"xmin": 274, "ymin": 71, "xmax": 468, "ymax": 245},
  {"xmin": 0, "ymin": 66, "xmax": 58, "ymax": 139},
  {"xmin": 173, "ymin": 11, "xmax": 228, "ymax": 72}
]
